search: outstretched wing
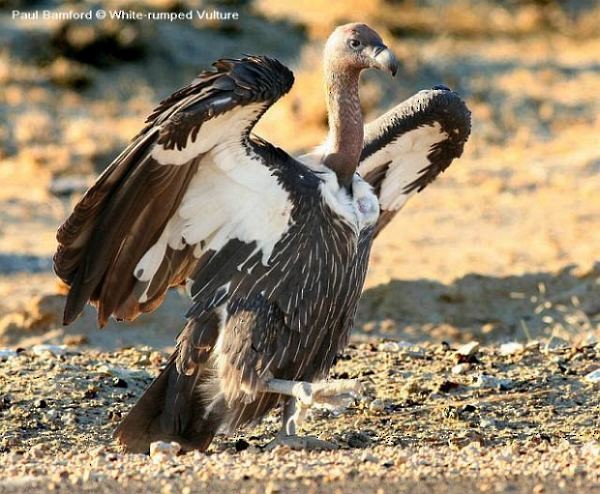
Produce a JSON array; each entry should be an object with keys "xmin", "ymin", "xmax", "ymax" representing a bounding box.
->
[
  {"xmin": 54, "ymin": 56, "xmax": 295, "ymax": 326},
  {"xmin": 358, "ymin": 87, "xmax": 471, "ymax": 236}
]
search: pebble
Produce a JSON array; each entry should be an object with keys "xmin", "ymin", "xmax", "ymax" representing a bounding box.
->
[
  {"xmin": 581, "ymin": 334, "xmax": 598, "ymax": 347},
  {"xmin": 378, "ymin": 341, "xmax": 413, "ymax": 352},
  {"xmin": 452, "ymin": 363, "xmax": 471, "ymax": 375},
  {"xmin": 28, "ymin": 443, "xmax": 47, "ymax": 459},
  {"xmin": 0, "ymin": 349, "xmax": 18, "ymax": 361},
  {"xmin": 32, "ymin": 345, "xmax": 69, "ymax": 357},
  {"xmin": 581, "ymin": 441, "xmax": 600, "ymax": 457},
  {"xmin": 544, "ymin": 336, "xmax": 570, "ymax": 353},
  {"xmin": 97, "ymin": 365, "xmax": 144, "ymax": 379},
  {"xmin": 150, "ymin": 441, "xmax": 181, "ymax": 463},
  {"xmin": 112, "ymin": 377, "xmax": 128, "ymax": 388},
  {"xmin": 457, "ymin": 341, "xmax": 479, "ymax": 358},
  {"xmin": 369, "ymin": 399, "xmax": 385, "ymax": 412},
  {"xmin": 61, "ymin": 412, "xmax": 78, "ymax": 426},
  {"xmin": 499, "ymin": 342, "xmax": 524, "ymax": 356},
  {"xmin": 360, "ymin": 452, "xmax": 379, "ymax": 463},
  {"xmin": 473, "ymin": 374, "xmax": 514, "ymax": 390},
  {"xmin": 1, "ymin": 339, "xmax": 599, "ymax": 487},
  {"xmin": 480, "ymin": 418, "xmax": 497, "ymax": 428},
  {"xmin": 583, "ymin": 368, "xmax": 600, "ymax": 384}
]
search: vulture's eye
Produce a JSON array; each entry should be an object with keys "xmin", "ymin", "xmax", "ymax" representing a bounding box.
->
[{"xmin": 348, "ymin": 39, "xmax": 361, "ymax": 50}]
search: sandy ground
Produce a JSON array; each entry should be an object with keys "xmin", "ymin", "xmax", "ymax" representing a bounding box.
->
[
  {"xmin": 1, "ymin": 342, "xmax": 599, "ymax": 493},
  {"xmin": 0, "ymin": 0, "xmax": 599, "ymax": 492}
]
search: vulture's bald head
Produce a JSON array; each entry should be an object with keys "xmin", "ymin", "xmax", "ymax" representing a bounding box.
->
[{"xmin": 324, "ymin": 23, "xmax": 398, "ymax": 77}]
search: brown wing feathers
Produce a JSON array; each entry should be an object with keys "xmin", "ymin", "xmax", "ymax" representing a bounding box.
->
[
  {"xmin": 54, "ymin": 56, "xmax": 294, "ymax": 327},
  {"xmin": 360, "ymin": 87, "xmax": 471, "ymax": 237}
]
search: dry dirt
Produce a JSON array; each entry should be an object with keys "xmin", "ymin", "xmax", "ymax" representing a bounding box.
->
[
  {"xmin": 1, "ymin": 341, "xmax": 599, "ymax": 493},
  {"xmin": 0, "ymin": 0, "xmax": 599, "ymax": 492}
]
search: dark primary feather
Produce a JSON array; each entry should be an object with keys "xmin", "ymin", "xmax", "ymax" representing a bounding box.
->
[
  {"xmin": 360, "ymin": 87, "xmax": 471, "ymax": 235},
  {"xmin": 53, "ymin": 56, "xmax": 294, "ymax": 327}
]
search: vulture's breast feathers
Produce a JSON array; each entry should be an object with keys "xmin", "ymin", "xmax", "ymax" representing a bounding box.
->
[{"xmin": 316, "ymin": 168, "xmax": 380, "ymax": 234}]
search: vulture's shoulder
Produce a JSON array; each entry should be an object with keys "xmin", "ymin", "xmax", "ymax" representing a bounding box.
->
[{"xmin": 248, "ymin": 136, "xmax": 324, "ymax": 193}]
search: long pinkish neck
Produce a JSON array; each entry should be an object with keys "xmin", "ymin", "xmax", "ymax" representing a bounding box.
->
[{"xmin": 323, "ymin": 66, "xmax": 363, "ymax": 188}]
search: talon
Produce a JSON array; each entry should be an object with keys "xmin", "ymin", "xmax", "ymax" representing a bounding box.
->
[{"xmin": 293, "ymin": 381, "xmax": 314, "ymax": 406}]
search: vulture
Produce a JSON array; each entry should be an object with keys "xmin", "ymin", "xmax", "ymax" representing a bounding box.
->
[{"xmin": 54, "ymin": 23, "xmax": 471, "ymax": 452}]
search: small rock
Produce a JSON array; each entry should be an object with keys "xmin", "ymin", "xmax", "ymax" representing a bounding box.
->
[
  {"xmin": 583, "ymin": 368, "xmax": 600, "ymax": 384},
  {"xmin": 457, "ymin": 341, "xmax": 479, "ymax": 358},
  {"xmin": 28, "ymin": 443, "xmax": 47, "ymax": 459},
  {"xmin": 379, "ymin": 319, "xmax": 396, "ymax": 332},
  {"xmin": 437, "ymin": 380, "xmax": 460, "ymax": 393},
  {"xmin": 64, "ymin": 334, "xmax": 89, "ymax": 346},
  {"xmin": 0, "ymin": 349, "xmax": 17, "ymax": 361},
  {"xmin": 62, "ymin": 412, "xmax": 78, "ymax": 426},
  {"xmin": 369, "ymin": 399, "xmax": 385, "ymax": 412},
  {"xmin": 500, "ymin": 342, "xmax": 524, "ymax": 356},
  {"xmin": 480, "ymin": 418, "xmax": 497, "ymax": 428},
  {"xmin": 83, "ymin": 386, "xmax": 98, "ymax": 399},
  {"xmin": 149, "ymin": 441, "xmax": 181, "ymax": 463},
  {"xmin": 0, "ymin": 395, "xmax": 12, "ymax": 411},
  {"xmin": 532, "ymin": 483, "xmax": 545, "ymax": 494},
  {"xmin": 149, "ymin": 351, "xmax": 164, "ymax": 367},
  {"xmin": 581, "ymin": 441, "xmax": 600, "ymax": 457},
  {"xmin": 544, "ymin": 336, "xmax": 570, "ymax": 353},
  {"xmin": 32, "ymin": 344, "xmax": 69, "ymax": 357},
  {"xmin": 360, "ymin": 452, "xmax": 379, "ymax": 463},
  {"xmin": 112, "ymin": 377, "xmax": 128, "ymax": 388},
  {"xmin": 473, "ymin": 374, "xmax": 514, "ymax": 390},
  {"xmin": 378, "ymin": 341, "xmax": 412, "ymax": 352},
  {"xmin": 406, "ymin": 347, "xmax": 427, "ymax": 359},
  {"xmin": 265, "ymin": 482, "xmax": 281, "ymax": 494},
  {"xmin": 452, "ymin": 363, "xmax": 471, "ymax": 375},
  {"xmin": 525, "ymin": 340, "xmax": 541, "ymax": 352},
  {"xmin": 345, "ymin": 431, "xmax": 372, "ymax": 448},
  {"xmin": 581, "ymin": 334, "xmax": 598, "ymax": 348},
  {"xmin": 34, "ymin": 399, "xmax": 47, "ymax": 409},
  {"xmin": 234, "ymin": 439, "xmax": 250, "ymax": 452}
]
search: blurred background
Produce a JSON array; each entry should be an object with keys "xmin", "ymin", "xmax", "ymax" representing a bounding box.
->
[{"xmin": 0, "ymin": 0, "xmax": 598, "ymax": 349}]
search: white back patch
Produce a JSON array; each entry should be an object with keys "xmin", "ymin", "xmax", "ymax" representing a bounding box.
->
[{"xmin": 134, "ymin": 139, "xmax": 293, "ymax": 299}]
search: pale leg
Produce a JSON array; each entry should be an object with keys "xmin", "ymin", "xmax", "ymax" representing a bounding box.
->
[
  {"xmin": 262, "ymin": 378, "xmax": 363, "ymax": 451},
  {"xmin": 264, "ymin": 378, "xmax": 363, "ymax": 407}
]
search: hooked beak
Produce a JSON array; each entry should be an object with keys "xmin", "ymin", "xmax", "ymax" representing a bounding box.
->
[{"xmin": 371, "ymin": 45, "xmax": 399, "ymax": 77}]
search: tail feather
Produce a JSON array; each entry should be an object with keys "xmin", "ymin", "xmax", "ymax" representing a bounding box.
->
[{"xmin": 115, "ymin": 354, "xmax": 223, "ymax": 453}]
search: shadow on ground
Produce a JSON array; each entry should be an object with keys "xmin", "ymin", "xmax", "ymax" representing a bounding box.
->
[
  {"xmin": 0, "ymin": 254, "xmax": 52, "ymax": 275},
  {"xmin": 357, "ymin": 263, "xmax": 599, "ymax": 343}
]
